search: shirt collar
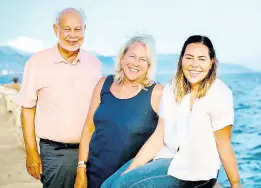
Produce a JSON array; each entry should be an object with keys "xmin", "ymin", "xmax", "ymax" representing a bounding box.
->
[{"xmin": 53, "ymin": 44, "xmax": 81, "ymax": 66}]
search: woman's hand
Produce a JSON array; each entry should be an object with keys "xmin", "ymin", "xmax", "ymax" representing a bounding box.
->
[{"xmin": 74, "ymin": 168, "xmax": 87, "ymax": 188}]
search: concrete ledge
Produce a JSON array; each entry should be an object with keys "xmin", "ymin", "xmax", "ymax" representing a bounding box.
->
[
  {"xmin": 0, "ymin": 86, "xmax": 40, "ymax": 151},
  {"xmin": 0, "ymin": 85, "xmax": 224, "ymax": 188}
]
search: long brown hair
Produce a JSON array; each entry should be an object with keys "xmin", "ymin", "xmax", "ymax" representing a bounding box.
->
[{"xmin": 173, "ymin": 35, "xmax": 218, "ymax": 102}]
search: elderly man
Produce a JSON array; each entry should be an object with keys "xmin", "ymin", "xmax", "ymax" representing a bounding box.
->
[{"xmin": 18, "ymin": 8, "xmax": 102, "ymax": 188}]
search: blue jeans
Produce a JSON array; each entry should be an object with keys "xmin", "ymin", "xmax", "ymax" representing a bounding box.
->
[{"xmin": 101, "ymin": 158, "xmax": 217, "ymax": 188}]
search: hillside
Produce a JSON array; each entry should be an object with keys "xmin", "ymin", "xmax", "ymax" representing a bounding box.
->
[{"xmin": 0, "ymin": 46, "xmax": 254, "ymax": 76}]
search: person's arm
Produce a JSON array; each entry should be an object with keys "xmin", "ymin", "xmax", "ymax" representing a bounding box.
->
[
  {"xmin": 21, "ymin": 106, "xmax": 42, "ymax": 180},
  {"xmin": 123, "ymin": 84, "xmax": 164, "ymax": 173},
  {"xmin": 19, "ymin": 56, "xmax": 38, "ymax": 153},
  {"xmin": 74, "ymin": 77, "xmax": 106, "ymax": 187},
  {"xmin": 211, "ymin": 85, "xmax": 241, "ymax": 188},
  {"xmin": 77, "ymin": 77, "xmax": 106, "ymax": 163},
  {"xmin": 21, "ymin": 107, "xmax": 38, "ymax": 153},
  {"xmin": 214, "ymin": 126, "xmax": 241, "ymax": 188},
  {"xmin": 18, "ymin": 56, "xmax": 41, "ymax": 179}
]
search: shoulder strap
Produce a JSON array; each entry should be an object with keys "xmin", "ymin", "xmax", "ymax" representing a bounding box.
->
[
  {"xmin": 146, "ymin": 82, "xmax": 157, "ymax": 100},
  {"xmin": 101, "ymin": 74, "xmax": 114, "ymax": 95}
]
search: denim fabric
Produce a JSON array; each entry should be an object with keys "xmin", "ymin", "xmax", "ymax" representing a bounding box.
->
[
  {"xmin": 101, "ymin": 159, "xmax": 133, "ymax": 188},
  {"xmin": 102, "ymin": 158, "xmax": 217, "ymax": 188}
]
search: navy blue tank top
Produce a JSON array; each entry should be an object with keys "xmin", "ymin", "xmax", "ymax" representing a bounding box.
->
[{"xmin": 87, "ymin": 75, "xmax": 158, "ymax": 188}]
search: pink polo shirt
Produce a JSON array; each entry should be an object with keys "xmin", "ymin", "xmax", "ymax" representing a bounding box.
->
[{"xmin": 18, "ymin": 46, "xmax": 102, "ymax": 143}]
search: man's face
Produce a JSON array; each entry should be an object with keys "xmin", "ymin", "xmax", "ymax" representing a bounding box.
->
[{"xmin": 54, "ymin": 11, "xmax": 86, "ymax": 52}]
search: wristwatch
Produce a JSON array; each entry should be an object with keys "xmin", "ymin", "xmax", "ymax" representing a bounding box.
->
[{"xmin": 78, "ymin": 161, "xmax": 87, "ymax": 165}]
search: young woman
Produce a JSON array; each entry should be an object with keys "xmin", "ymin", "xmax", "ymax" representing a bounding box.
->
[
  {"xmin": 102, "ymin": 35, "xmax": 242, "ymax": 188},
  {"xmin": 74, "ymin": 35, "xmax": 163, "ymax": 188}
]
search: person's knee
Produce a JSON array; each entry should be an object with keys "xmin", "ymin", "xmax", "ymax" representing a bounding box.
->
[
  {"xmin": 102, "ymin": 175, "xmax": 123, "ymax": 188},
  {"xmin": 101, "ymin": 180, "xmax": 112, "ymax": 188},
  {"xmin": 102, "ymin": 159, "xmax": 133, "ymax": 188},
  {"xmin": 111, "ymin": 177, "xmax": 129, "ymax": 188}
]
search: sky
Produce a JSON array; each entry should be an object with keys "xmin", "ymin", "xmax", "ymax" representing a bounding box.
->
[{"xmin": 1, "ymin": 0, "xmax": 261, "ymax": 69}]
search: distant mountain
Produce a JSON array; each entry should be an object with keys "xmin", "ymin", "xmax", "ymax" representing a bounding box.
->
[
  {"xmin": 219, "ymin": 63, "xmax": 253, "ymax": 74},
  {"xmin": 0, "ymin": 46, "xmax": 31, "ymax": 75},
  {"xmin": 238, "ymin": 57, "xmax": 261, "ymax": 71},
  {"xmin": 0, "ymin": 46, "xmax": 255, "ymax": 76}
]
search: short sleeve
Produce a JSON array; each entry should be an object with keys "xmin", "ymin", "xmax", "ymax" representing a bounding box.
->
[
  {"xmin": 17, "ymin": 56, "xmax": 38, "ymax": 108},
  {"xmin": 96, "ymin": 59, "xmax": 103, "ymax": 79},
  {"xmin": 210, "ymin": 84, "xmax": 234, "ymax": 131},
  {"xmin": 90, "ymin": 55, "xmax": 103, "ymax": 85}
]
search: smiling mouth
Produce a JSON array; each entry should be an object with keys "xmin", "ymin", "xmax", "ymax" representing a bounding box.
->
[
  {"xmin": 189, "ymin": 70, "xmax": 202, "ymax": 77},
  {"xmin": 189, "ymin": 70, "xmax": 201, "ymax": 74},
  {"xmin": 129, "ymin": 67, "xmax": 139, "ymax": 73},
  {"xmin": 67, "ymin": 41, "xmax": 78, "ymax": 45}
]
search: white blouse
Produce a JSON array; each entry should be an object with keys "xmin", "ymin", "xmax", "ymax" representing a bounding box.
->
[{"xmin": 154, "ymin": 79, "xmax": 234, "ymax": 181}]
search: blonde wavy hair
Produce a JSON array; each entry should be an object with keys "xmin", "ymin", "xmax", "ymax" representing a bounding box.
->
[
  {"xmin": 172, "ymin": 35, "xmax": 218, "ymax": 102},
  {"xmin": 114, "ymin": 34, "xmax": 156, "ymax": 89}
]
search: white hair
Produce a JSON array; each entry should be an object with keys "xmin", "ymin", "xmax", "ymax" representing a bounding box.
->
[{"xmin": 55, "ymin": 8, "xmax": 86, "ymax": 25}]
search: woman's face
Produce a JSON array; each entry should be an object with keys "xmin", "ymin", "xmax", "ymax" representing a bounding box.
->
[
  {"xmin": 182, "ymin": 43, "xmax": 213, "ymax": 88},
  {"xmin": 121, "ymin": 42, "xmax": 149, "ymax": 84}
]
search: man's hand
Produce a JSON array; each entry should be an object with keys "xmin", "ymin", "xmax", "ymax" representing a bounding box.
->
[
  {"xmin": 26, "ymin": 150, "xmax": 42, "ymax": 180},
  {"xmin": 74, "ymin": 168, "xmax": 87, "ymax": 188}
]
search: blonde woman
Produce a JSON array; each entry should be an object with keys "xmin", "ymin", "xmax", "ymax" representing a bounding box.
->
[
  {"xmin": 103, "ymin": 35, "xmax": 241, "ymax": 188},
  {"xmin": 74, "ymin": 35, "xmax": 163, "ymax": 188}
]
